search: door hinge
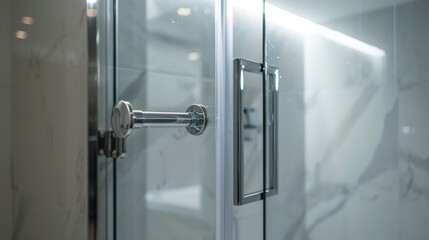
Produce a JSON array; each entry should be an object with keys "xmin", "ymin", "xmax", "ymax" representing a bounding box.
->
[{"xmin": 97, "ymin": 130, "xmax": 126, "ymax": 159}]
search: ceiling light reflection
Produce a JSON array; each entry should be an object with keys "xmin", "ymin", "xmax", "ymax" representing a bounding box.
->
[
  {"xmin": 15, "ymin": 31, "xmax": 27, "ymax": 40},
  {"xmin": 21, "ymin": 16, "xmax": 34, "ymax": 25},
  {"xmin": 266, "ymin": 4, "xmax": 385, "ymax": 57},
  {"xmin": 177, "ymin": 7, "xmax": 192, "ymax": 17},
  {"xmin": 234, "ymin": 0, "xmax": 385, "ymax": 57},
  {"xmin": 187, "ymin": 52, "xmax": 200, "ymax": 61}
]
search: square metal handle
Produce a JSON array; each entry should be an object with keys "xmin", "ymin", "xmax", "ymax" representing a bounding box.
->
[{"xmin": 233, "ymin": 58, "xmax": 279, "ymax": 206}]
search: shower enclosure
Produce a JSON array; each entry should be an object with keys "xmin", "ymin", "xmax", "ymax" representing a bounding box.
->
[{"xmin": 89, "ymin": 0, "xmax": 429, "ymax": 239}]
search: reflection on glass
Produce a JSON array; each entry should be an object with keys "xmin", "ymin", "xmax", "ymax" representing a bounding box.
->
[
  {"xmin": 235, "ymin": 0, "xmax": 385, "ymax": 58},
  {"xmin": 21, "ymin": 16, "xmax": 34, "ymax": 25},
  {"xmin": 187, "ymin": 52, "xmax": 200, "ymax": 61},
  {"xmin": 266, "ymin": 3, "xmax": 385, "ymax": 57},
  {"xmin": 15, "ymin": 31, "xmax": 27, "ymax": 39},
  {"xmin": 116, "ymin": 0, "xmax": 216, "ymax": 239},
  {"xmin": 177, "ymin": 7, "xmax": 192, "ymax": 17},
  {"xmin": 242, "ymin": 71, "xmax": 263, "ymax": 195}
]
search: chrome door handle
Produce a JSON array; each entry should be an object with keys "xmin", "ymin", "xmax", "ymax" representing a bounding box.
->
[
  {"xmin": 112, "ymin": 100, "xmax": 208, "ymax": 139},
  {"xmin": 233, "ymin": 58, "xmax": 279, "ymax": 205}
]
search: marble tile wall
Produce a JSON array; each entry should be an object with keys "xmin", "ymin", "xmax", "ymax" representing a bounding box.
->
[
  {"xmin": 7, "ymin": 0, "xmax": 88, "ymax": 239},
  {"xmin": 0, "ymin": 0, "xmax": 13, "ymax": 239},
  {"xmin": 300, "ymin": 2, "xmax": 429, "ymax": 239},
  {"xmin": 302, "ymin": 31, "xmax": 398, "ymax": 240},
  {"xmin": 397, "ymin": 1, "xmax": 429, "ymax": 239},
  {"xmin": 263, "ymin": 1, "xmax": 429, "ymax": 240}
]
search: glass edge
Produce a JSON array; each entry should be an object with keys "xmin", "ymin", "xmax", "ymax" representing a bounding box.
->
[{"xmin": 215, "ymin": 0, "xmax": 234, "ymax": 239}]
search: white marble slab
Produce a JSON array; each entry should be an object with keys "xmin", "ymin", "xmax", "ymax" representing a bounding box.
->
[{"xmin": 9, "ymin": 0, "xmax": 88, "ymax": 238}]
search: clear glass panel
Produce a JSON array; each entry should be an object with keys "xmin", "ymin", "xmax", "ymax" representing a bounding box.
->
[
  {"xmin": 242, "ymin": 70, "xmax": 264, "ymax": 196},
  {"xmin": 266, "ymin": 0, "xmax": 429, "ymax": 240},
  {"xmin": 115, "ymin": 0, "xmax": 216, "ymax": 239},
  {"xmin": 232, "ymin": 0, "xmax": 264, "ymax": 239}
]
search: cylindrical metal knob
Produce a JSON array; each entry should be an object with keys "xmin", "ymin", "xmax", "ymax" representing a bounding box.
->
[{"xmin": 112, "ymin": 100, "xmax": 207, "ymax": 139}]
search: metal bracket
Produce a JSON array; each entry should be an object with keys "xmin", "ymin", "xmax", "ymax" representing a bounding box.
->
[
  {"xmin": 97, "ymin": 130, "xmax": 126, "ymax": 159},
  {"xmin": 111, "ymin": 101, "xmax": 208, "ymax": 139}
]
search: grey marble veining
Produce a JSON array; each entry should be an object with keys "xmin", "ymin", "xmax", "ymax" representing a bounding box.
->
[
  {"xmin": 8, "ymin": 0, "xmax": 88, "ymax": 238},
  {"xmin": 237, "ymin": 1, "xmax": 429, "ymax": 240}
]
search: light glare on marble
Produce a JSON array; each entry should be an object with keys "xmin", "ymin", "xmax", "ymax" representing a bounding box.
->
[
  {"xmin": 234, "ymin": 0, "xmax": 385, "ymax": 57},
  {"xmin": 15, "ymin": 31, "xmax": 27, "ymax": 39},
  {"xmin": 177, "ymin": 7, "xmax": 192, "ymax": 17},
  {"xmin": 187, "ymin": 52, "xmax": 200, "ymax": 61},
  {"xmin": 266, "ymin": 3, "xmax": 386, "ymax": 57},
  {"xmin": 21, "ymin": 16, "xmax": 34, "ymax": 25}
]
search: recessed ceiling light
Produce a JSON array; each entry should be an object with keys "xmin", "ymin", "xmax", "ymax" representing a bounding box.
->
[{"xmin": 177, "ymin": 8, "xmax": 192, "ymax": 17}]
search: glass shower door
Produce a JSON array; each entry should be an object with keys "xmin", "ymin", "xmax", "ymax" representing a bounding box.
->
[
  {"xmin": 114, "ymin": 0, "xmax": 216, "ymax": 239},
  {"xmin": 265, "ymin": 0, "xmax": 395, "ymax": 239},
  {"xmin": 265, "ymin": 1, "xmax": 429, "ymax": 240}
]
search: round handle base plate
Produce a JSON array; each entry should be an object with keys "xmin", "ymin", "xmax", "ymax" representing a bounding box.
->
[{"xmin": 186, "ymin": 104, "xmax": 208, "ymax": 136}]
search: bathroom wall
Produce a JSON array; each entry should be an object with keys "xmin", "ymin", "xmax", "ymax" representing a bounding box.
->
[
  {"xmin": 300, "ymin": 2, "xmax": 429, "ymax": 239},
  {"xmin": 0, "ymin": 0, "xmax": 13, "ymax": 239},
  {"xmin": 264, "ymin": 1, "xmax": 429, "ymax": 240},
  {"xmin": 302, "ymin": 17, "xmax": 397, "ymax": 240},
  {"xmin": 397, "ymin": 1, "xmax": 429, "ymax": 239},
  {"xmin": 8, "ymin": 0, "xmax": 88, "ymax": 239}
]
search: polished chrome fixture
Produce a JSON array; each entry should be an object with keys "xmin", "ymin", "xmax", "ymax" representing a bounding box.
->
[
  {"xmin": 233, "ymin": 58, "xmax": 279, "ymax": 205},
  {"xmin": 112, "ymin": 100, "xmax": 208, "ymax": 139}
]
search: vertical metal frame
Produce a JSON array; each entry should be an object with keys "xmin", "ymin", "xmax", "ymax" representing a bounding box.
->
[
  {"xmin": 87, "ymin": 0, "xmax": 115, "ymax": 239},
  {"xmin": 86, "ymin": 0, "xmax": 99, "ymax": 239},
  {"xmin": 267, "ymin": 66, "xmax": 279, "ymax": 196},
  {"xmin": 90, "ymin": 0, "xmax": 233, "ymax": 239},
  {"xmin": 233, "ymin": 58, "xmax": 278, "ymax": 206},
  {"xmin": 216, "ymin": 0, "xmax": 234, "ymax": 239}
]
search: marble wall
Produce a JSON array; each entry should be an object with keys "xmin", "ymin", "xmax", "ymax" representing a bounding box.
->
[
  {"xmin": 397, "ymin": 1, "xmax": 429, "ymax": 239},
  {"xmin": 301, "ymin": 23, "xmax": 398, "ymax": 240},
  {"xmin": 5, "ymin": 0, "xmax": 88, "ymax": 239},
  {"xmin": 263, "ymin": 1, "xmax": 429, "ymax": 240}
]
